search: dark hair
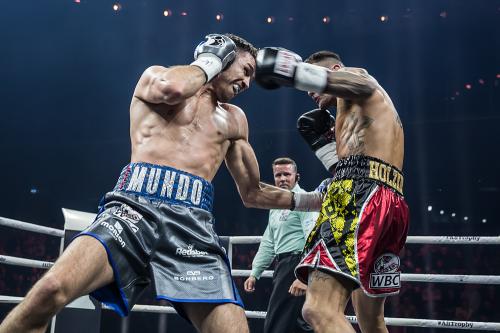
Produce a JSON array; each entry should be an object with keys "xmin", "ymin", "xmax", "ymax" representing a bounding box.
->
[
  {"xmin": 224, "ymin": 33, "xmax": 258, "ymax": 59},
  {"xmin": 272, "ymin": 157, "xmax": 297, "ymax": 172},
  {"xmin": 305, "ymin": 50, "xmax": 342, "ymax": 64}
]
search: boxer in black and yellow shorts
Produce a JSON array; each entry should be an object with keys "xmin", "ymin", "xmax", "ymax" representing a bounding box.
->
[
  {"xmin": 295, "ymin": 155, "xmax": 409, "ymax": 297},
  {"xmin": 76, "ymin": 162, "xmax": 243, "ymax": 319}
]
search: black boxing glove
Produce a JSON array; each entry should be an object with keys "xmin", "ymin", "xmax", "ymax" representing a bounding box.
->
[
  {"xmin": 297, "ymin": 108, "xmax": 338, "ymax": 172},
  {"xmin": 256, "ymin": 47, "xmax": 328, "ymax": 93},
  {"xmin": 191, "ymin": 34, "xmax": 237, "ymax": 82}
]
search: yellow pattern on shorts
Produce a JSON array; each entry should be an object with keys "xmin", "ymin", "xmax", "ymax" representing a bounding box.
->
[{"xmin": 305, "ymin": 179, "xmax": 359, "ymax": 277}]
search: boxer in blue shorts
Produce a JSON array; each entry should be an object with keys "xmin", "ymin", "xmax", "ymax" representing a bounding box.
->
[{"xmin": 0, "ymin": 34, "xmax": 298, "ymax": 333}]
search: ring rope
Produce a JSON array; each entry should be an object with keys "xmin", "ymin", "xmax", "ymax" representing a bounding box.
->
[
  {"xmin": 0, "ymin": 255, "xmax": 54, "ymax": 269},
  {"xmin": 1, "ymin": 296, "xmax": 497, "ymax": 331},
  {"xmin": 0, "ymin": 217, "xmax": 64, "ymax": 237},
  {"xmin": 220, "ymin": 235, "xmax": 500, "ymax": 245},
  {"xmin": 1, "ymin": 255, "xmax": 498, "ymax": 285},
  {"xmin": 1, "ymin": 216, "xmax": 499, "ymax": 245},
  {"xmin": 231, "ymin": 270, "xmax": 500, "ymax": 284}
]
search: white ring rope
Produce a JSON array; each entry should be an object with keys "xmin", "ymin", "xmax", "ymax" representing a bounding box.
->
[
  {"xmin": 0, "ymin": 296, "xmax": 498, "ymax": 331},
  {"xmin": 118, "ymin": 305, "xmax": 500, "ymax": 331},
  {"xmin": 1, "ymin": 215, "xmax": 499, "ymax": 244},
  {"xmin": 0, "ymin": 217, "xmax": 64, "ymax": 237},
  {"xmin": 1, "ymin": 254, "xmax": 498, "ymax": 285},
  {"xmin": 231, "ymin": 270, "xmax": 500, "ymax": 285},
  {"xmin": 0, "ymin": 255, "xmax": 54, "ymax": 269},
  {"xmin": 220, "ymin": 235, "xmax": 500, "ymax": 245}
]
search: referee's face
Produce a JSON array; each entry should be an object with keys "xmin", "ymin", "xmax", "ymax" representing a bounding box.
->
[{"xmin": 272, "ymin": 164, "xmax": 297, "ymax": 190}]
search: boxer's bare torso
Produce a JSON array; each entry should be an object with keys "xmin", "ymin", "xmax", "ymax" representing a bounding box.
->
[
  {"xmin": 312, "ymin": 64, "xmax": 404, "ymax": 170},
  {"xmin": 334, "ymin": 68, "xmax": 404, "ymax": 170},
  {"xmin": 130, "ymin": 91, "xmax": 246, "ymax": 182}
]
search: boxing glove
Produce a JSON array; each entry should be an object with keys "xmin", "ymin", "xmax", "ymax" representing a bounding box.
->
[
  {"xmin": 297, "ymin": 108, "xmax": 338, "ymax": 172},
  {"xmin": 255, "ymin": 47, "xmax": 328, "ymax": 93},
  {"xmin": 191, "ymin": 34, "xmax": 237, "ymax": 82}
]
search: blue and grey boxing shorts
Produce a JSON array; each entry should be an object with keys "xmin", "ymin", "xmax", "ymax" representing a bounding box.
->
[{"xmin": 75, "ymin": 162, "xmax": 243, "ymax": 319}]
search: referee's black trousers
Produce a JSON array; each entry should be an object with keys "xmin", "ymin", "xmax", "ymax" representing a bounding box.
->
[{"xmin": 263, "ymin": 253, "xmax": 313, "ymax": 333}]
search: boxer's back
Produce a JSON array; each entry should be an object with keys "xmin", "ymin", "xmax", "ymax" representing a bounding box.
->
[
  {"xmin": 335, "ymin": 80, "xmax": 404, "ymax": 170},
  {"xmin": 129, "ymin": 92, "xmax": 245, "ymax": 181}
]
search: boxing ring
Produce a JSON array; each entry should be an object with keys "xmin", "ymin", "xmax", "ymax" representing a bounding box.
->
[{"xmin": 1, "ymin": 209, "xmax": 500, "ymax": 331}]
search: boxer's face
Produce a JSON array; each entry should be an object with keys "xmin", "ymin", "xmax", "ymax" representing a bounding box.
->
[
  {"xmin": 273, "ymin": 163, "xmax": 298, "ymax": 190},
  {"xmin": 308, "ymin": 59, "xmax": 343, "ymax": 109},
  {"xmin": 212, "ymin": 51, "xmax": 255, "ymax": 102}
]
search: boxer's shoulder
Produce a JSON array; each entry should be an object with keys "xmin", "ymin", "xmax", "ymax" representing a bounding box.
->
[{"xmin": 217, "ymin": 103, "xmax": 248, "ymax": 140}]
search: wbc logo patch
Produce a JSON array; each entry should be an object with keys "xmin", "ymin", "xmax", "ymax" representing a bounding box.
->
[{"xmin": 369, "ymin": 253, "xmax": 401, "ymax": 289}]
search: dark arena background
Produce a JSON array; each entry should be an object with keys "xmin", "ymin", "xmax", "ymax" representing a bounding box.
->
[{"xmin": 1, "ymin": 0, "xmax": 499, "ymax": 332}]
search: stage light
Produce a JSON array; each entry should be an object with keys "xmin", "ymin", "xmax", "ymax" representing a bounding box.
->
[
  {"xmin": 464, "ymin": 216, "xmax": 469, "ymax": 221},
  {"xmin": 266, "ymin": 16, "xmax": 274, "ymax": 24},
  {"xmin": 440, "ymin": 210, "xmax": 444, "ymax": 215},
  {"xmin": 163, "ymin": 9, "xmax": 172, "ymax": 17},
  {"xmin": 465, "ymin": 84, "xmax": 472, "ymax": 90},
  {"xmin": 112, "ymin": 3, "xmax": 121, "ymax": 11},
  {"xmin": 380, "ymin": 15, "xmax": 388, "ymax": 22},
  {"xmin": 440, "ymin": 11, "xmax": 448, "ymax": 18},
  {"xmin": 288, "ymin": 17, "xmax": 294, "ymax": 21},
  {"xmin": 427, "ymin": 205, "xmax": 432, "ymax": 212},
  {"xmin": 216, "ymin": 13, "xmax": 224, "ymax": 21},
  {"xmin": 451, "ymin": 213, "xmax": 456, "ymax": 217},
  {"xmin": 323, "ymin": 16, "xmax": 330, "ymax": 24},
  {"xmin": 478, "ymin": 79, "xmax": 485, "ymax": 85},
  {"xmin": 180, "ymin": 11, "xmax": 188, "ymax": 16},
  {"xmin": 30, "ymin": 188, "xmax": 38, "ymax": 194},
  {"xmin": 482, "ymin": 218, "xmax": 487, "ymax": 223}
]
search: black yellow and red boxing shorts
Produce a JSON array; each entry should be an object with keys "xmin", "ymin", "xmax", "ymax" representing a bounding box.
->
[{"xmin": 295, "ymin": 155, "xmax": 409, "ymax": 297}]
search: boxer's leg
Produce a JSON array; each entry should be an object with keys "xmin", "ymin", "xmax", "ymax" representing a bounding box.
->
[{"xmin": 0, "ymin": 236, "xmax": 114, "ymax": 333}]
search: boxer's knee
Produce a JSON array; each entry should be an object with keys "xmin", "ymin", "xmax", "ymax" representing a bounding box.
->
[
  {"xmin": 302, "ymin": 298, "xmax": 328, "ymax": 329},
  {"xmin": 30, "ymin": 272, "xmax": 70, "ymax": 314}
]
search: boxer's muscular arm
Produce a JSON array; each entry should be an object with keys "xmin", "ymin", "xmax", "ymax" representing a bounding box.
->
[
  {"xmin": 255, "ymin": 48, "xmax": 376, "ymax": 101},
  {"xmin": 225, "ymin": 140, "xmax": 293, "ymax": 209},
  {"xmin": 225, "ymin": 111, "xmax": 293, "ymax": 210},
  {"xmin": 323, "ymin": 68, "xmax": 377, "ymax": 101},
  {"xmin": 134, "ymin": 65, "xmax": 207, "ymax": 105}
]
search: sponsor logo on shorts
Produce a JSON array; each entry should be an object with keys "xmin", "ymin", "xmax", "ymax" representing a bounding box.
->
[
  {"xmin": 125, "ymin": 165, "xmax": 205, "ymax": 207},
  {"xmin": 437, "ymin": 321, "xmax": 473, "ymax": 329},
  {"xmin": 369, "ymin": 253, "xmax": 401, "ymax": 289},
  {"xmin": 113, "ymin": 204, "xmax": 142, "ymax": 233},
  {"xmin": 173, "ymin": 270, "xmax": 215, "ymax": 282},
  {"xmin": 175, "ymin": 244, "xmax": 208, "ymax": 257},
  {"xmin": 100, "ymin": 221, "xmax": 126, "ymax": 248}
]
